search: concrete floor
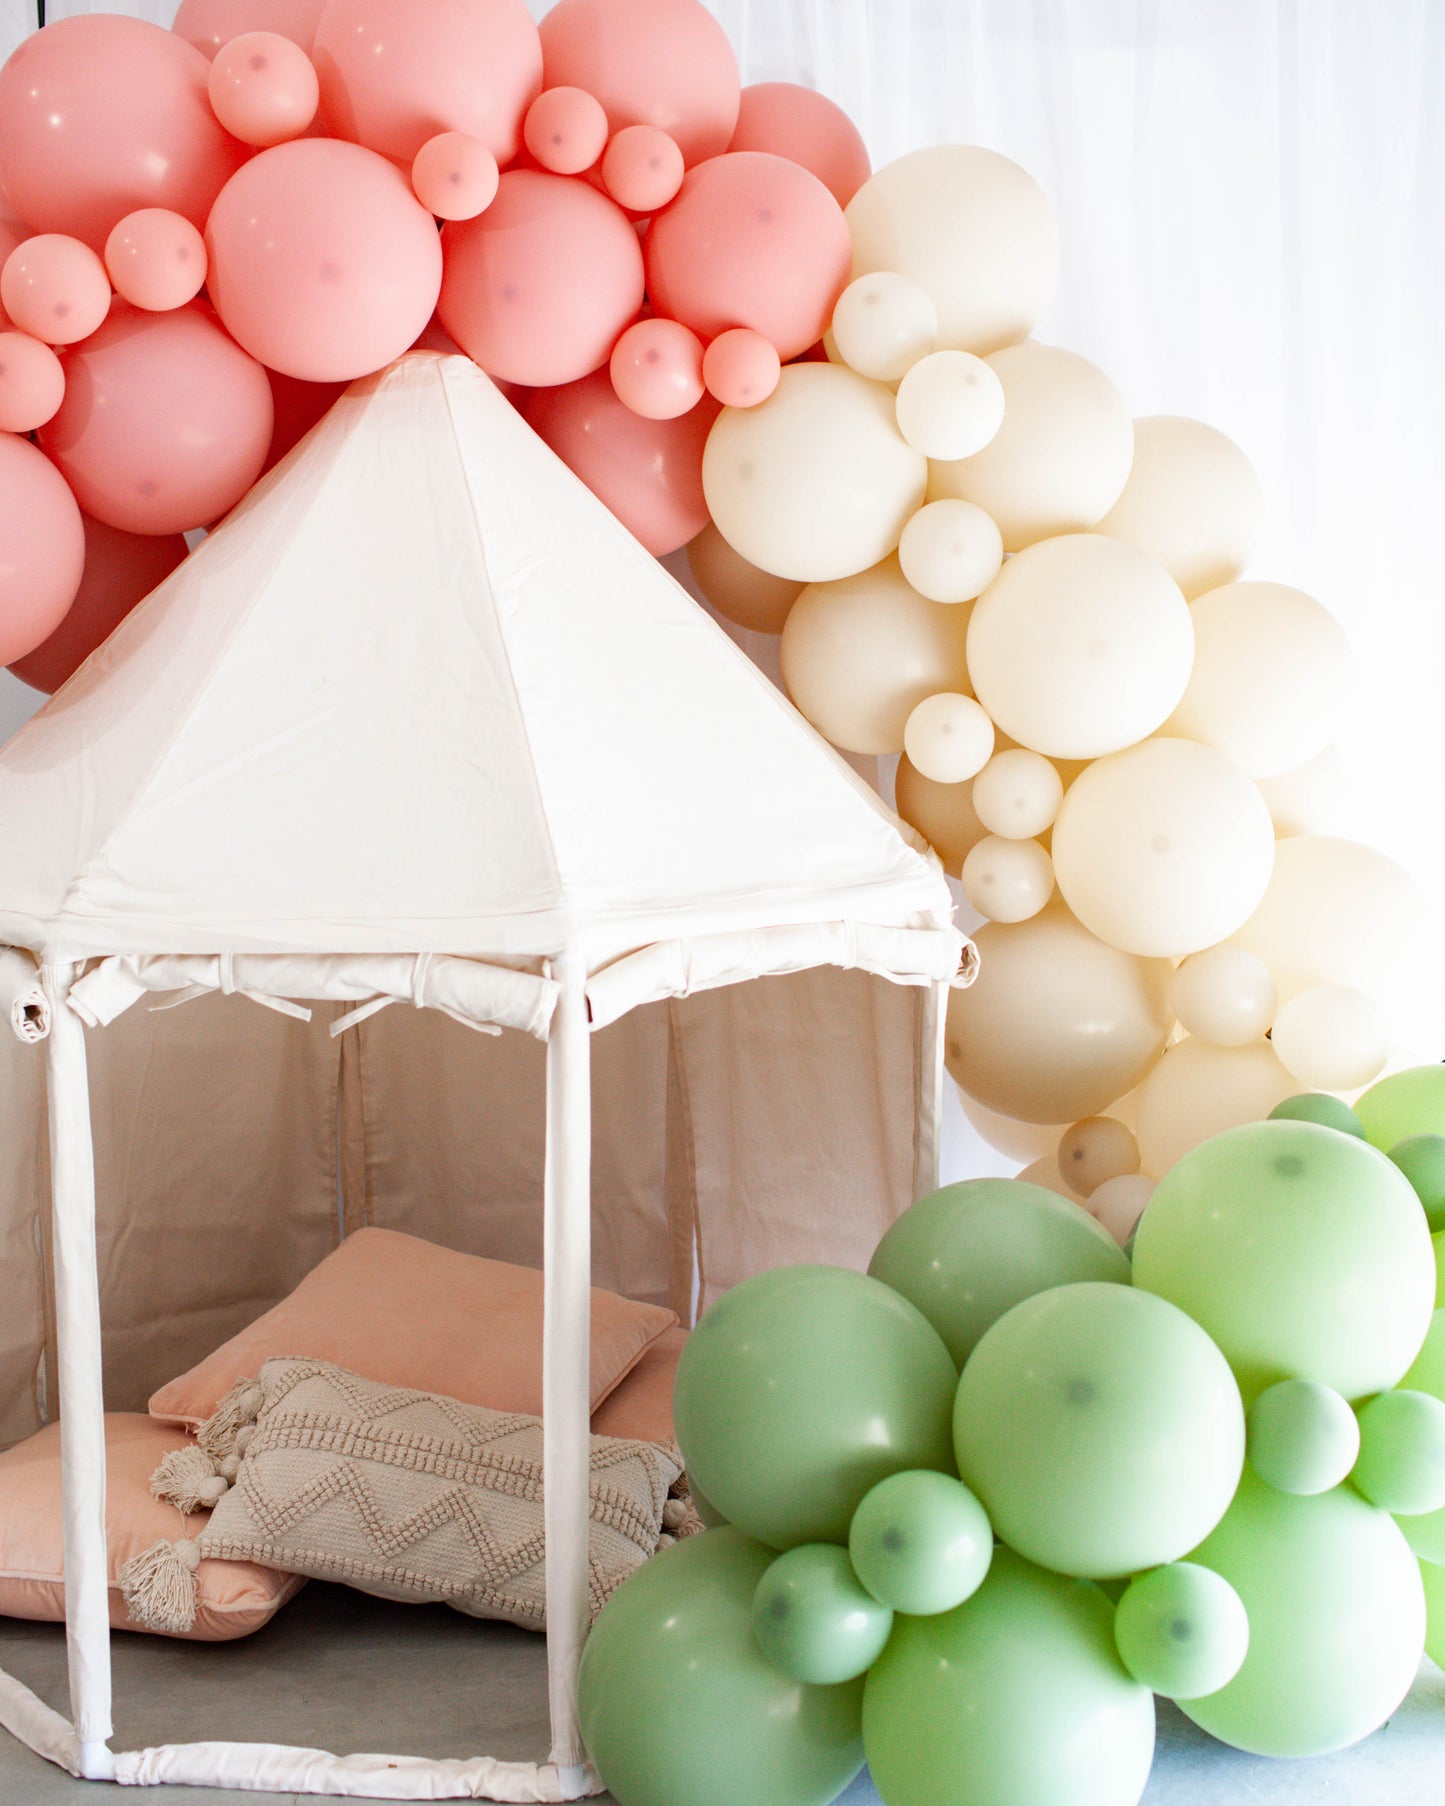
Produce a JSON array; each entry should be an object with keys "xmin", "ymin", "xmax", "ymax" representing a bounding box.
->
[{"xmin": 1, "ymin": 1585, "xmax": 1442, "ymax": 1804}]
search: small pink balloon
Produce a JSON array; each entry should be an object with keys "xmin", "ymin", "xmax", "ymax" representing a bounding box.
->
[
  {"xmin": 262, "ymin": 367, "xmax": 347, "ymax": 473},
  {"xmin": 439, "ymin": 169, "xmax": 644, "ymax": 388},
  {"xmin": 0, "ymin": 235, "xmax": 111, "ymax": 347},
  {"xmin": 646, "ymin": 152, "xmax": 851, "ymax": 361},
  {"xmin": 0, "ymin": 331, "xmax": 66, "ymax": 432},
  {"xmin": 727, "ymin": 82, "xmax": 871, "ymax": 209},
  {"xmin": 38, "ymin": 302, "xmax": 273, "ymax": 536},
  {"xmin": 104, "ymin": 211, "xmax": 208, "ymax": 313},
  {"xmin": 172, "ymin": 0, "xmax": 330, "ymax": 60},
  {"xmin": 609, "ymin": 316, "xmax": 704, "ymax": 420},
  {"xmin": 523, "ymin": 86, "xmax": 610, "ymax": 175},
  {"xmin": 412, "ymin": 133, "xmax": 500, "ymax": 221},
  {"xmin": 207, "ymin": 138, "xmax": 443, "ymax": 383},
  {"xmin": 702, "ymin": 326, "xmax": 781, "ymax": 408},
  {"xmin": 600, "ymin": 125, "xmax": 684, "ymax": 214},
  {"xmin": 208, "ymin": 31, "xmax": 319, "ymax": 147},
  {"xmin": 0, "ymin": 433, "xmax": 85, "ymax": 667}
]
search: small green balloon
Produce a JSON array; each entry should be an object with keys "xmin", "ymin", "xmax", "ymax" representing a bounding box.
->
[
  {"xmin": 1420, "ymin": 1554, "xmax": 1445, "ymax": 1669},
  {"xmin": 1352, "ymin": 1389, "xmax": 1445, "ymax": 1516},
  {"xmin": 1356, "ymin": 1064, "xmax": 1445, "ymax": 1152},
  {"xmin": 1247, "ymin": 1378, "xmax": 1359, "ymax": 1496},
  {"xmin": 1269, "ymin": 1092, "xmax": 1367, "ymax": 1138},
  {"xmin": 1435, "ymin": 1233, "xmax": 1445, "ymax": 1305},
  {"xmin": 752, "ymin": 1544, "xmax": 894, "ymax": 1685},
  {"xmin": 1113, "ymin": 1562, "xmax": 1249, "ymax": 1701},
  {"xmin": 1389, "ymin": 1134, "xmax": 1445, "ymax": 1231},
  {"xmin": 868, "ymin": 1178, "xmax": 1130, "ymax": 1369},
  {"xmin": 848, "ymin": 1469, "xmax": 993, "ymax": 1616},
  {"xmin": 1397, "ymin": 1312, "xmax": 1445, "ymax": 1561}
]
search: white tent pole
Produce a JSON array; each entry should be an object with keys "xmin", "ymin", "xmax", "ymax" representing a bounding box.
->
[
  {"xmin": 915, "ymin": 978, "xmax": 947, "ymax": 1199},
  {"xmin": 541, "ymin": 949, "xmax": 593, "ymax": 1788},
  {"xmin": 43, "ymin": 963, "xmax": 116, "ymax": 1782}
]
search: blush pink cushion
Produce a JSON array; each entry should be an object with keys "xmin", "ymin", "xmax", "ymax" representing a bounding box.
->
[
  {"xmin": 0, "ymin": 1415, "xmax": 302, "ymax": 1640},
  {"xmin": 589, "ymin": 1324, "xmax": 687, "ymax": 1445},
  {"xmin": 149, "ymin": 1228, "xmax": 679, "ymax": 1430}
]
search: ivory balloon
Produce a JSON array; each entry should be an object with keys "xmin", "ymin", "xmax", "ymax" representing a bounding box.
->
[
  {"xmin": 960, "ymin": 835, "xmax": 1054, "ymax": 924},
  {"xmin": 1134, "ymin": 1038, "xmax": 1298, "ymax": 1179},
  {"xmin": 686, "ymin": 520, "xmax": 801, "ymax": 634},
  {"xmin": 970, "ymin": 749, "xmax": 1063, "ymax": 839},
  {"xmin": 893, "ymin": 350, "xmax": 1004, "ymax": 462},
  {"xmin": 1171, "ymin": 945, "xmax": 1278, "ymax": 1047},
  {"xmin": 1090, "ymin": 1173, "xmax": 1156, "ymax": 1248},
  {"xmin": 896, "ymin": 498, "xmax": 1002, "ymax": 604},
  {"xmin": 1255, "ymin": 745, "xmax": 1352, "ymax": 839},
  {"xmin": 1016, "ymin": 1156, "xmax": 1086, "ymax": 1204},
  {"xmin": 893, "ymin": 754, "xmax": 989, "ymax": 876},
  {"xmin": 1271, "ymin": 985, "xmax": 1391, "ymax": 1091},
  {"xmin": 829, "ymin": 271, "xmax": 937, "ymax": 383},
  {"xmin": 1057, "ymin": 1116, "xmax": 1140, "ymax": 1198},
  {"xmin": 903, "ymin": 692, "xmax": 993, "ymax": 784}
]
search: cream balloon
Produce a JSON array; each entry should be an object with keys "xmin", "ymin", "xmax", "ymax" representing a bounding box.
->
[
  {"xmin": 965, "ymin": 534, "xmax": 1194, "ymax": 760},
  {"xmin": 903, "ymin": 692, "xmax": 994, "ymax": 783},
  {"xmin": 896, "ymin": 497, "xmax": 1003, "ymax": 604},
  {"xmin": 1017, "ymin": 1155, "xmax": 1086, "ymax": 1204},
  {"xmin": 971, "ymin": 749, "xmax": 1063, "ymax": 840},
  {"xmin": 685, "ymin": 519, "xmax": 802, "ymax": 634},
  {"xmin": 702, "ymin": 363, "xmax": 926, "ymax": 583},
  {"xmin": 893, "ymin": 753, "xmax": 989, "ymax": 875},
  {"xmin": 894, "ymin": 350, "xmax": 1004, "ymax": 461},
  {"xmin": 1093, "ymin": 416, "xmax": 1263, "ymax": 600},
  {"xmin": 959, "ymin": 1092, "xmax": 1071, "ymax": 1164},
  {"xmin": 1256, "ymin": 745, "xmax": 1351, "ymax": 839},
  {"xmin": 844, "ymin": 145, "xmax": 1060, "ymax": 355},
  {"xmin": 945, "ymin": 909, "xmax": 1174, "ymax": 1124},
  {"xmin": 961, "ymin": 834, "xmax": 1054, "ymax": 924},
  {"xmin": 1089, "ymin": 1173, "xmax": 1156, "ymax": 1247},
  {"xmin": 1135, "ymin": 1038, "xmax": 1299, "ymax": 1178},
  {"xmin": 1051, "ymin": 738, "xmax": 1276, "ymax": 958},
  {"xmin": 1166, "ymin": 581, "xmax": 1352, "ymax": 778},
  {"xmin": 1171, "ymin": 945, "xmax": 1278, "ymax": 1047},
  {"xmin": 929, "ymin": 344, "xmax": 1133, "ymax": 552},
  {"xmin": 1057, "ymin": 1116, "xmax": 1140, "ymax": 1197},
  {"xmin": 828, "ymin": 270, "xmax": 937, "ymax": 383},
  {"xmin": 1271, "ymin": 985, "xmax": 1391, "ymax": 1091}
]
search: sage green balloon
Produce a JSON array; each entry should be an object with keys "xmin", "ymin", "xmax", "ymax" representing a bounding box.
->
[
  {"xmin": 1420, "ymin": 1553, "xmax": 1445, "ymax": 1669},
  {"xmin": 1352, "ymin": 1389, "xmax": 1445, "ymax": 1515},
  {"xmin": 578, "ymin": 1528, "xmax": 865, "ymax": 1806},
  {"xmin": 1436, "ymin": 1232, "xmax": 1445, "ymax": 1304},
  {"xmin": 868, "ymin": 1178, "xmax": 1130, "ymax": 1369},
  {"xmin": 862, "ymin": 1546, "xmax": 1155, "ymax": 1806},
  {"xmin": 1182, "ymin": 1469, "xmax": 1425, "ymax": 1757},
  {"xmin": 1268, "ymin": 1092, "xmax": 1366, "ymax": 1137},
  {"xmin": 1246, "ymin": 1378, "xmax": 1359, "ymax": 1496},
  {"xmin": 849, "ymin": 1469, "xmax": 993, "ymax": 1616},
  {"xmin": 1132, "ymin": 1120, "xmax": 1434, "ymax": 1404},
  {"xmin": 1356, "ymin": 1064, "xmax": 1445, "ymax": 1151},
  {"xmin": 752, "ymin": 1543, "xmax": 894, "ymax": 1685},
  {"xmin": 1113, "ymin": 1562, "xmax": 1249, "ymax": 1700},
  {"xmin": 674, "ymin": 1265, "xmax": 958, "ymax": 1550},
  {"xmin": 1396, "ymin": 1310, "xmax": 1445, "ymax": 1559},
  {"xmin": 1389, "ymin": 1133, "xmax": 1445, "ymax": 1231},
  {"xmin": 954, "ymin": 1283, "xmax": 1244, "ymax": 1579}
]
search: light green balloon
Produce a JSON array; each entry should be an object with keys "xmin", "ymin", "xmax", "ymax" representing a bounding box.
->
[
  {"xmin": 1246, "ymin": 1378, "xmax": 1359, "ymax": 1496},
  {"xmin": 752, "ymin": 1544, "xmax": 893, "ymax": 1685},
  {"xmin": 1352, "ymin": 1389, "xmax": 1445, "ymax": 1516},
  {"xmin": 1356, "ymin": 1064, "xmax": 1445, "ymax": 1151},
  {"xmin": 1113, "ymin": 1562, "xmax": 1249, "ymax": 1701},
  {"xmin": 1420, "ymin": 1554, "xmax": 1445, "ymax": 1669},
  {"xmin": 868, "ymin": 1178, "xmax": 1130, "ymax": 1369},
  {"xmin": 1389, "ymin": 1133, "xmax": 1445, "ymax": 1231},
  {"xmin": 1436, "ymin": 1233, "xmax": 1445, "ymax": 1307},
  {"xmin": 1181, "ymin": 1469, "xmax": 1425, "ymax": 1757},
  {"xmin": 1395, "ymin": 1311, "xmax": 1445, "ymax": 1559},
  {"xmin": 862, "ymin": 1546, "xmax": 1155, "ymax": 1806},
  {"xmin": 1268, "ymin": 1092, "xmax": 1366, "ymax": 1138},
  {"xmin": 848, "ymin": 1469, "xmax": 993, "ymax": 1616},
  {"xmin": 954, "ymin": 1283, "xmax": 1244, "ymax": 1579},
  {"xmin": 1132, "ymin": 1120, "xmax": 1434, "ymax": 1404},
  {"xmin": 578, "ymin": 1528, "xmax": 865, "ymax": 1806},
  {"xmin": 674, "ymin": 1265, "xmax": 958, "ymax": 1550}
]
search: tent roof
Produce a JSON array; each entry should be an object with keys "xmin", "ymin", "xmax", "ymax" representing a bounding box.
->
[{"xmin": 0, "ymin": 353, "xmax": 953, "ymax": 971}]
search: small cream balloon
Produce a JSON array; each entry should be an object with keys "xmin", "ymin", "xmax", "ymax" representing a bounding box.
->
[
  {"xmin": 894, "ymin": 350, "xmax": 1004, "ymax": 461},
  {"xmin": 829, "ymin": 271, "xmax": 938, "ymax": 383},
  {"xmin": 1135, "ymin": 1037, "xmax": 1298, "ymax": 1178},
  {"xmin": 903, "ymin": 692, "xmax": 994, "ymax": 784},
  {"xmin": 894, "ymin": 753, "xmax": 989, "ymax": 875},
  {"xmin": 1255, "ymin": 745, "xmax": 1351, "ymax": 839},
  {"xmin": 1171, "ymin": 946, "xmax": 1278, "ymax": 1047},
  {"xmin": 971, "ymin": 748, "xmax": 1064, "ymax": 839},
  {"xmin": 1057, "ymin": 1116, "xmax": 1141, "ymax": 1198},
  {"xmin": 1271, "ymin": 985, "xmax": 1391, "ymax": 1091},
  {"xmin": 1089, "ymin": 1173, "xmax": 1156, "ymax": 1247},
  {"xmin": 686, "ymin": 520, "xmax": 802, "ymax": 635},
  {"xmin": 897, "ymin": 498, "xmax": 1002, "ymax": 604},
  {"xmin": 961, "ymin": 834, "xmax": 1054, "ymax": 924},
  {"xmin": 1016, "ymin": 1155, "xmax": 1086, "ymax": 1204}
]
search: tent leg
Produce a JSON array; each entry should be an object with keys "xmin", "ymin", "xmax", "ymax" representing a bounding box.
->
[
  {"xmin": 43, "ymin": 964, "xmax": 115, "ymax": 1780},
  {"xmin": 542, "ymin": 952, "xmax": 592, "ymax": 1774},
  {"xmin": 915, "ymin": 979, "xmax": 948, "ymax": 1199}
]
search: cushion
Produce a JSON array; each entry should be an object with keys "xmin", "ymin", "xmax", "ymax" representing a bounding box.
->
[
  {"xmin": 590, "ymin": 1324, "xmax": 687, "ymax": 1445},
  {"xmin": 0, "ymin": 1415, "xmax": 302, "ymax": 1641},
  {"xmin": 149, "ymin": 1228, "xmax": 678, "ymax": 1430}
]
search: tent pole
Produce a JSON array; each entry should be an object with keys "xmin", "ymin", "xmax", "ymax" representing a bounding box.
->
[
  {"xmin": 915, "ymin": 978, "xmax": 948, "ymax": 1199},
  {"xmin": 43, "ymin": 963, "xmax": 115, "ymax": 1781}
]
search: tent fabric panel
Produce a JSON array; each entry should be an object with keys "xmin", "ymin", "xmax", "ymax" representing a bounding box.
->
[{"xmin": 0, "ymin": 1032, "xmax": 48, "ymax": 1452}]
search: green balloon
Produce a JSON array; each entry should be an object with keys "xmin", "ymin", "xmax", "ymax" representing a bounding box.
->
[
  {"xmin": 848, "ymin": 1469, "xmax": 993, "ymax": 1616},
  {"xmin": 578, "ymin": 1528, "xmax": 865, "ymax": 1806},
  {"xmin": 1435, "ymin": 1232, "xmax": 1445, "ymax": 1305},
  {"xmin": 674, "ymin": 1266, "xmax": 958, "ymax": 1550},
  {"xmin": 868, "ymin": 1178, "xmax": 1130, "ymax": 1369},
  {"xmin": 954, "ymin": 1283, "xmax": 1244, "ymax": 1579},
  {"xmin": 751, "ymin": 1543, "xmax": 893, "ymax": 1685},
  {"xmin": 1352, "ymin": 1389, "xmax": 1445, "ymax": 1516},
  {"xmin": 1356, "ymin": 1064, "xmax": 1445, "ymax": 1151},
  {"xmin": 1113, "ymin": 1562, "xmax": 1249, "ymax": 1701},
  {"xmin": 1268, "ymin": 1092, "xmax": 1366, "ymax": 1138},
  {"xmin": 1389, "ymin": 1133, "xmax": 1445, "ymax": 1231},
  {"xmin": 1132, "ymin": 1120, "xmax": 1434, "ymax": 1404},
  {"xmin": 687, "ymin": 1477, "xmax": 729, "ymax": 1530},
  {"xmin": 862, "ymin": 1546, "xmax": 1154, "ymax": 1806},
  {"xmin": 1420, "ymin": 1554, "xmax": 1445, "ymax": 1669},
  {"xmin": 1246, "ymin": 1378, "xmax": 1359, "ymax": 1496},
  {"xmin": 1397, "ymin": 1312, "xmax": 1445, "ymax": 1561},
  {"xmin": 1182, "ymin": 1469, "xmax": 1425, "ymax": 1757}
]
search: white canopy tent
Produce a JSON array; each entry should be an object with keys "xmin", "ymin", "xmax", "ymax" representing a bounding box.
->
[{"xmin": 0, "ymin": 353, "xmax": 967, "ymax": 1798}]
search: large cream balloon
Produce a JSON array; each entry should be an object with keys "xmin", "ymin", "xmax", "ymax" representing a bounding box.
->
[
  {"xmin": 780, "ymin": 557, "xmax": 971, "ymax": 754},
  {"xmin": 1271, "ymin": 984, "xmax": 1390, "ymax": 1091},
  {"xmin": 844, "ymin": 145, "xmax": 1059, "ymax": 356},
  {"xmin": 893, "ymin": 753, "xmax": 989, "ymax": 875},
  {"xmin": 960, "ymin": 1094, "xmax": 1070, "ymax": 1164},
  {"xmin": 929, "ymin": 344, "xmax": 1133, "ymax": 551},
  {"xmin": 1094, "ymin": 416, "xmax": 1263, "ymax": 600},
  {"xmin": 1166, "ymin": 581, "xmax": 1351, "ymax": 778},
  {"xmin": 1135, "ymin": 1038, "xmax": 1298, "ymax": 1178},
  {"xmin": 1051, "ymin": 738, "xmax": 1276, "ymax": 958},
  {"xmin": 685, "ymin": 520, "xmax": 802, "ymax": 634},
  {"xmin": 702, "ymin": 363, "xmax": 926, "ymax": 583},
  {"xmin": 1255, "ymin": 745, "xmax": 1351, "ymax": 839},
  {"xmin": 966, "ymin": 533, "xmax": 1194, "ymax": 760},
  {"xmin": 944, "ymin": 908, "xmax": 1174, "ymax": 1124}
]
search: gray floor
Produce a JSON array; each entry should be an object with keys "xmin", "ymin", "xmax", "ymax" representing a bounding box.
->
[{"xmin": 1, "ymin": 1584, "xmax": 1442, "ymax": 1804}]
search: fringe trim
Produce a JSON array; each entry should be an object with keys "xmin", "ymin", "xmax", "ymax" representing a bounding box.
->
[
  {"xmin": 195, "ymin": 1377, "xmax": 265, "ymax": 1463},
  {"xmin": 150, "ymin": 1445, "xmax": 230, "ymax": 1516},
  {"xmin": 117, "ymin": 1537, "xmax": 202, "ymax": 1634}
]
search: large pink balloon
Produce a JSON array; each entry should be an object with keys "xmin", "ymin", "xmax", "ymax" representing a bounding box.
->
[
  {"xmin": 0, "ymin": 433, "xmax": 85, "ymax": 667},
  {"xmin": 439, "ymin": 170, "xmax": 644, "ymax": 388},
  {"xmin": 728, "ymin": 82, "xmax": 871, "ymax": 209},
  {"xmin": 8, "ymin": 513, "xmax": 187, "ymax": 694},
  {"xmin": 0, "ymin": 16, "xmax": 247, "ymax": 253},
  {"xmin": 521, "ymin": 370, "xmax": 717, "ymax": 555},
  {"xmin": 646, "ymin": 151, "xmax": 852, "ymax": 361},
  {"xmin": 38, "ymin": 303, "xmax": 273, "ymax": 536},
  {"xmin": 539, "ymin": 0, "xmax": 739, "ymax": 168},
  {"xmin": 206, "ymin": 138, "xmax": 443, "ymax": 382},
  {"xmin": 172, "ymin": 0, "xmax": 331, "ymax": 59},
  {"xmin": 312, "ymin": 0, "xmax": 542, "ymax": 167}
]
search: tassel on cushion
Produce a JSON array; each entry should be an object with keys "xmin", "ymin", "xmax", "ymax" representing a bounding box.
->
[
  {"xmin": 149, "ymin": 1445, "xmax": 230, "ymax": 1516},
  {"xmin": 195, "ymin": 1377, "xmax": 265, "ymax": 1463},
  {"xmin": 118, "ymin": 1538, "xmax": 202, "ymax": 1635}
]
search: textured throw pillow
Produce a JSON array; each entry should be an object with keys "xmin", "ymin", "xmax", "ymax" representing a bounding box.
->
[{"xmin": 149, "ymin": 1228, "xmax": 678, "ymax": 1430}]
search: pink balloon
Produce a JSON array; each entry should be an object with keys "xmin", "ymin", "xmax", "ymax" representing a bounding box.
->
[
  {"xmin": 0, "ymin": 331, "xmax": 65, "ymax": 432},
  {"xmin": 439, "ymin": 170, "xmax": 644, "ymax": 388},
  {"xmin": 727, "ymin": 82, "xmax": 871, "ymax": 209},
  {"xmin": 521, "ymin": 370, "xmax": 717, "ymax": 555},
  {"xmin": 539, "ymin": 0, "xmax": 739, "ymax": 168},
  {"xmin": 412, "ymin": 133, "xmax": 500, "ymax": 221},
  {"xmin": 209, "ymin": 31, "xmax": 319, "ymax": 147},
  {"xmin": 8, "ymin": 512, "xmax": 187, "ymax": 694},
  {"xmin": 609, "ymin": 316, "xmax": 704, "ymax": 420},
  {"xmin": 262, "ymin": 366, "xmax": 347, "ymax": 473},
  {"xmin": 312, "ymin": 0, "xmax": 542, "ymax": 167},
  {"xmin": 0, "ymin": 433, "xmax": 85, "ymax": 667},
  {"xmin": 38, "ymin": 302, "xmax": 273, "ymax": 536},
  {"xmin": 104, "ymin": 211, "xmax": 208, "ymax": 314},
  {"xmin": 600, "ymin": 124, "xmax": 685, "ymax": 215},
  {"xmin": 702, "ymin": 326, "xmax": 781, "ymax": 408},
  {"xmin": 0, "ymin": 235, "xmax": 111, "ymax": 347},
  {"xmin": 0, "ymin": 16, "xmax": 247, "ymax": 253},
  {"xmin": 172, "ymin": 0, "xmax": 330, "ymax": 60},
  {"xmin": 523, "ymin": 87, "xmax": 610, "ymax": 176},
  {"xmin": 646, "ymin": 152, "xmax": 852, "ymax": 361},
  {"xmin": 206, "ymin": 138, "xmax": 443, "ymax": 383},
  {"xmin": 0, "ymin": 184, "xmax": 30, "ymax": 332}
]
